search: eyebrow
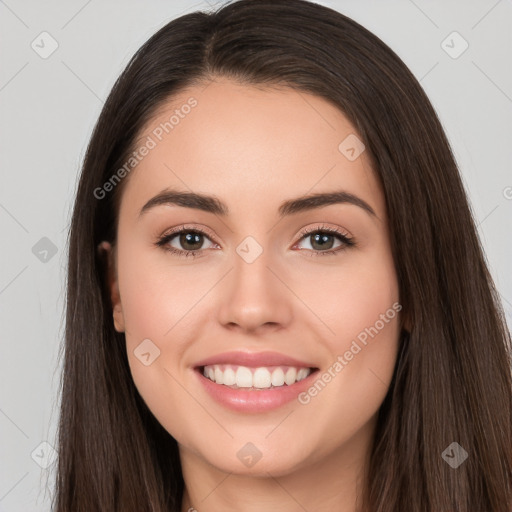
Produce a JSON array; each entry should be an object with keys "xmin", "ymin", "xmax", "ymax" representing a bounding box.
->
[{"xmin": 138, "ymin": 188, "xmax": 376, "ymax": 219}]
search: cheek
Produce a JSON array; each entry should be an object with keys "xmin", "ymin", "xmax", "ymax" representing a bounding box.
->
[
  {"xmin": 116, "ymin": 243, "xmax": 210, "ymax": 345},
  {"xmin": 296, "ymin": 244, "xmax": 399, "ymax": 346},
  {"xmin": 115, "ymin": 247, "xmax": 207, "ymax": 442},
  {"xmin": 295, "ymin": 246, "xmax": 401, "ymax": 413}
]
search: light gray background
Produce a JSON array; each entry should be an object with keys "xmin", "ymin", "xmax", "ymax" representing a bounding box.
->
[{"xmin": 0, "ymin": 0, "xmax": 511, "ymax": 510}]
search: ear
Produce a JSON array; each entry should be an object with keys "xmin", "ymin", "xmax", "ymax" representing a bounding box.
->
[{"xmin": 97, "ymin": 241, "xmax": 125, "ymax": 333}]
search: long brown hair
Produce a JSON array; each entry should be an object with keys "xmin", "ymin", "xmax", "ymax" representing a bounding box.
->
[{"xmin": 54, "ymin": 0, "xmax": 512, "ymax": 510}]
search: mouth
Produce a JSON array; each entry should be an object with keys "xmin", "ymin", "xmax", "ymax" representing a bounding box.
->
[
  {"xmin": 195, "ymin": 364, "xmax": 320, "ymax": 390},
  {"xmin": 191, "ymin": 350, "xmax": 321, "ymax": 412},
  {"xmin": 193, "ymin": 361, "xmax": 320, "ymax": 413}
]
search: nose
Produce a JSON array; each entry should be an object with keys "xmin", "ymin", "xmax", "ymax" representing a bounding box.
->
[{"xmin": 217, "ymin": 247, "xmax": 293, "ymax": 334}]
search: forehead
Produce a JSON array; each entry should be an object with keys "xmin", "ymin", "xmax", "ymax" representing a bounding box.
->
[{"xmin": 119, "ymin": 78, "xmax": 384, "ymax": 222}]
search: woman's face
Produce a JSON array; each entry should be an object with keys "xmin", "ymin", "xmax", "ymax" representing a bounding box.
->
[{"xmin": 102, "ymin": 78, "xmax": 401, "ymax": 478}]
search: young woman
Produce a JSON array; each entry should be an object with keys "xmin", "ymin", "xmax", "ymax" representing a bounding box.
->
[{"xmin": 54, "ymin": 0, "xmax": 512, "ymax": 510}]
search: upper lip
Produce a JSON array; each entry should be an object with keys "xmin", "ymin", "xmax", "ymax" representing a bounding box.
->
[{"xmin": 193, "ymin": 351, "xmax": 318, "ymax": 369}]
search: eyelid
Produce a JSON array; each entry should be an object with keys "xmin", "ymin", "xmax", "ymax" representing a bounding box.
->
[
  {"xmin": 160, "ymin": 223, "xmax": 352, "ymax": 243},
  {"xmin": 160, "ymin": 223, "xmax": 219, "ymax": 244},
  {"xmin": 295, "ymin": 223, "xmax": 352, "ymax": 240},
  {"xmin": 156, "ymin": 222, "xmax": 355, "ymax": 257},
  {"xmin": 292, "ymin": 223, "xmax": 355, "ymax": 254}
]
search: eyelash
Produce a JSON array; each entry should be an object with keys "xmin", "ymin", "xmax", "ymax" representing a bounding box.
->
[{"xmin": 154, "ymin": 224, "xmax": 355, "ymax": 259}]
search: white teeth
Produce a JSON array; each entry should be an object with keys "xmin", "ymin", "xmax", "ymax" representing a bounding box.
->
[
  {"xmin": 284, "ymin": 367, "xmax": 297, "ymax": 385},
  {"xmin": 202, "ymin": 364, "xmax": 313, "ymax": 389},
  {"xmin": 253, "ymin": 368, "xmax": 271, "ymax": 388},
  {"xmin": 297, "ymin": 368, "xmax": 309, "ymax": 381},
  {"xmin": 271, "ymin": 368, "xmax": 285, "ymax": 386},
  {"xmin": 236, "ymin": 366, "xmax": 253, "ymax": 388},
  {"xmin": 223, "ymin": 367, "xmax": 236, "ymax": 386},
  {"xmin": 214, "ymin": 366, "xmax": 224, "ymax": 385}
]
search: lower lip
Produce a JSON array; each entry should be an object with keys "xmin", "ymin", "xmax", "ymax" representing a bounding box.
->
[{"xmin": 194, "ymin": 367, "xmax": 319, "ymax": 413}]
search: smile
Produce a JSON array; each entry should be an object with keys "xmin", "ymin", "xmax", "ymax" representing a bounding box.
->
[
  {"xmin": 194, "ymin": 364, "xmax": 319, "ymax": 414},
  {"xmin": 201, "ymin": 364, "xmax": 313, "ymax": 389}
]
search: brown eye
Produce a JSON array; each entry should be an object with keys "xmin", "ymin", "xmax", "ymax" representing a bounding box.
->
[
  {"xmin": 295, "ymin": 226, "xmax": 355, "ymax": 256},
  {"xmin": 308, "ymin": 232, "xmax": 337, "ymax": 251},
  {"xmin": 177, "ymin": 232, "xmax": 205, "ymax": 251},
  {"xmin": 155, "ymin": 227, "xmax": 217, "ymax": 258}
]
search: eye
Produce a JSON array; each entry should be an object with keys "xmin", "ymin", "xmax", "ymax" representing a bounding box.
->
[
  {"xmin": 155, "ymin": 223, "xmax": 355, "ymax": 258},
  {"xmin": 294, "ymin": 224, "xmax": 355, "ymax": 257},
  {"xmin": 155, "ymin": 225, "xmax": 217, "ymax": 258}
]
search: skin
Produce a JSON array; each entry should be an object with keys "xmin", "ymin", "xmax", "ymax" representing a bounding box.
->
[{"xmin": 99, "ymin": 78, "xmax": 402, "ymax": 512}]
